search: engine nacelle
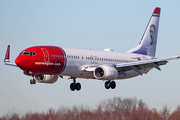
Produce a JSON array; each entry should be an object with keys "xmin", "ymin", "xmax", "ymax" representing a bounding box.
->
[
  {"xmin": 93, "ymin": 65, "xmax": 118, "ymax": 80},
  {"xmin": 35, "ymin": 74, "xmax": 58, "ymax": 84}
]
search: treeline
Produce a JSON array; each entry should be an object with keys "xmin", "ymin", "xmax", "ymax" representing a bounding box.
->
[{"xmin": 1, "ymin": 97, "xmax": 180, "ymax": 120}]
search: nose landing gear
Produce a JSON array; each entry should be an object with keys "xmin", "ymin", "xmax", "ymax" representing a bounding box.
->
[{"xmin": 30, "ymin": 79, "xmax": 36, "ymax": 84}]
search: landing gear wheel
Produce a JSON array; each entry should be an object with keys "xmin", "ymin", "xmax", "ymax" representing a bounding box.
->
[
  {"xmin": 30, "ymin": 79, "xmax": 36, "ymax": 85},
  {"xmin": 75, "ymin": 83, "xmax": 81, "ymax": 91},
  {"xmin": 30, "ymin": 79, "xmax": 33, "ymax": 84},
  {"xmin": 70, "ymin": 83, "xmax": 76, "ymax": 91},
  {"xmin": 110, "ymin": 81, "xmax": 116, "ymax": 89},
  {"xmin": 105, "ymin": 81, "xmax": 110, "ymax": 89},
  {"xmin": 33, "ymin": 79, "xmax": 36, "ymax": 84},
  {"xmin": 105, "ymin": 81, "xmax": 116, "ymax": 89},
  {"xmin": 69, "ymin": 77, "xmax": 82, "ymax": 91}
]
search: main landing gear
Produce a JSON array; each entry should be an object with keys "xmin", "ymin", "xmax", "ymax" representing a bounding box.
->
[
  {"xmin": 105, "ymin": 80, "xmax": 116, "ymax": 89},
  {"xmin": 69, "ymin": 77, "xmax": 116, "ymax": 91},
  {"xmin": 69, "ymin": 77, "xmax": 81, "ymax": 91}
]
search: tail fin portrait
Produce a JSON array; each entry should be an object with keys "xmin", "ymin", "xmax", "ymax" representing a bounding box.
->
[{"xmin": 127, "ymin": 7, "xmax": 161, "ymax": 57}]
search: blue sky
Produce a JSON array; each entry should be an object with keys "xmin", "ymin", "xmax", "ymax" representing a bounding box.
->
[{"xmin": 1, "ymin": 0, "xmax": 180, "ymax": 116}]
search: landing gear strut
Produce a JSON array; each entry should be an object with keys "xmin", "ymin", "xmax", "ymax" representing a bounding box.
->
[
  {"xmin": 30, "ymin": 79, "xmax": 36, "ymax": 85},
  {"xmin": 105, "ymin": 81, "xmax": 116, "ymax": 89},
  {"xmin": 69, "ymin": 77, "xmax": 81, "ymax": 91}
]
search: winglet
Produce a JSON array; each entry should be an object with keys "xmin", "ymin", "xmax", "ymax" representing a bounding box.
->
[
  {"xmin": 4, "ymin": 45, "xmax": 10, "ymax": 62},
  {"xmin": 4, "ymin": 45, "xmax": 17, "ymax": 67}
]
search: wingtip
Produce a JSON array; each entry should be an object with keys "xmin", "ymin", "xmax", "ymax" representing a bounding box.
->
[
  {"xmin": 4, "ymin": 45, "xmax": 17, "ymax": 67},
  {"xmin": 153, "ymin": 7, "xmax": 161, "ymax": 15},
  {"xmin": 5, "ymin": 45, "xmax": 10, "ymax": 62}
]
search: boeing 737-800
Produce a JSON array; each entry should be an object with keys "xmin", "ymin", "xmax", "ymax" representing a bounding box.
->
[{"xmin": 4, "ymin": 7, "xmax": 180, "ymax": 91}]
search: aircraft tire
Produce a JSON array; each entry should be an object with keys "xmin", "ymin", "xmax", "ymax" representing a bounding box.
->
[
  {"xmin": 33, "ymin": 79, "xmax": 36, "ymax": 84},
  {"xmin": 30, "ymin": 79, "xmax": 33, "ymax": 84},
  {"xmin": 70, "ymin": 83, "xmax": 76, "ymax": 91},
  {"xmin": 110, "ymin": 81, "xmax": 116, "ymax": 89},
  {"xmin": 75, "ymin": 83, "xmax": 81, "ymax": 91},
  {"xmin": 105, "ymin": 81, "xmax": 110, "ymax": 89}
]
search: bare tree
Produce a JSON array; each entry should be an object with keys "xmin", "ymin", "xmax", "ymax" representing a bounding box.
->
[
  {"xmin": 0, "ymin": 97, "xmax": 177, "ymax": 120},
  {"xmin": 160, "ymin": 104, "xmax": 170, "ymax": 120},
  {"xmin": 169, "ymin": 105, "xmax": 180, "ymax": 120}
]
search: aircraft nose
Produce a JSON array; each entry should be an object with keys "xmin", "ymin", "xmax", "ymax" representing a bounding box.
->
[
  {"xmin": 15, "ymin": 56, "xmax": 21, "ymax": 67},
  {"xmin": 15, "ymin": 55, "xmax": 27, "ymax": 69},
  {"xmin": 15, "ymin": 54, "xmax": 33, "ymax": 72}
]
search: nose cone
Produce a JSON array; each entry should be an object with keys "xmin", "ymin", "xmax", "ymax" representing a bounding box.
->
[
  {"xmin": 15, "ymin": 56, "xmax": 22, "ymax": 68},
  {"xmin": 15, "ymin": 55, "xmax": 29, "ymax": 71},
  {"xmin": 15, "ymin": 57, "xmax": 20, "ymax": 66}
]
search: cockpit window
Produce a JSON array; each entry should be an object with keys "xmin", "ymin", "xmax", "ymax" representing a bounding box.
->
[
  {"xmin": 23, "ymin": 52, "xmax": 30, "ymax": 55},
  {"xmin": 30, "ymin": 52, "xmax": 36, "ymax": 56},
  {"xmin": 19, "ymin": 52, "xmax": 36, "ymax": 56}
]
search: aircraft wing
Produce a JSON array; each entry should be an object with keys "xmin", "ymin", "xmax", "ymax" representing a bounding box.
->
[
  {"xmin": 116, "ymin": 56, "xmax": 180, "ymax": 75},
  {"xmin": 82, "ymin": 56, "xmax": 180, "ymax": 76}
]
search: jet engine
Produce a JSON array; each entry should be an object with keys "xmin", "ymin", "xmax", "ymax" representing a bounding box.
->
[
  {"xmin": 35, "ymin": 74, "xmax": 58, "ymax": 83},
  {"xmin": 93, "ymin": 65, "xmax": 118, "ymax": 80}
]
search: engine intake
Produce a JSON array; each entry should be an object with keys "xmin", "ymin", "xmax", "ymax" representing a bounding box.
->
[{"xmin": 94, "ymin": 65, "xmax": 118, "ymax": 80}]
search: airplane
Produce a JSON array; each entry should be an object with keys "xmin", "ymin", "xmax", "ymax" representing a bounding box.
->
[{"xmin": 4, "ymin": 7, "xmax": 180, "ymax": 91}]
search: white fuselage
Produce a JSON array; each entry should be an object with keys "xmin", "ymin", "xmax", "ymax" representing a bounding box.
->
[{"xmin": 60, "ymin": 47, "xmax": 154, "ymax": 80}]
